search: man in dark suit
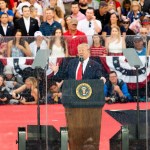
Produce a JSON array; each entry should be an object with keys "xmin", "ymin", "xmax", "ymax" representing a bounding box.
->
[
  {"xmin": 14, "ymin": 5, "xmax": 39, "ymax": 36},
  {"xmin": 0, "ymin": 13, "xmax": 14, "ymax": 36},
  {"xmin": 49, "ymin": 43, "xmax": 106, "ymax": 82}
]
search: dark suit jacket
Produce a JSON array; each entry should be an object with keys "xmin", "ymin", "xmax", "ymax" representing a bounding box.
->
[
  {"xmin": 14, "ymin": 17, "xmax": 39, "ymax": 36},
  {"xmin": 0, "ymin": 24, "xmax": 14, "ymax": 36},
  {"xmin": 52, "ymin": 57, "xmax": 102, "ymax": 81}
]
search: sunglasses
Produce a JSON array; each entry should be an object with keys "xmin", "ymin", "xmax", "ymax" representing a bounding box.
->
[
  {"xmin": 89, "ymin": 21, "xmax": 91, "ymax": 28},
  {"xmin": 123, "ymin": 22, "xmax": 129, "ymax": 24}
]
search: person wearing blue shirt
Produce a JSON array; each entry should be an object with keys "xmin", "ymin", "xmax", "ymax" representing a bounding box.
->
[
  {"xmin": 104, "ymin": 71, "xmax": 132, "ymax": 103},
  {"xmin": 133, "ymin": 35, "xmax": 146, "ymax": 56},
  {"xmin": 40, "ymin": 7, "xmax": 62, "ymax": 36}
]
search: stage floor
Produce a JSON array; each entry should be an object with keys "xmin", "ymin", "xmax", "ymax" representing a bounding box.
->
[{"xmin": 0, "ymin": 102, "xmax": 149, "ymax": 150}]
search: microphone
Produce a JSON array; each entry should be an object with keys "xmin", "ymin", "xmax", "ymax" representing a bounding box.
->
[{"xmin": 79, "ymin": 56, "xmax": 84, "ymax": 63}]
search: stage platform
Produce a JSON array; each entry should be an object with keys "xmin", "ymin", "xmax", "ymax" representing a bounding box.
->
[{"xmin": 0, "ymin": 102, "xmax": 149, "ymax": 150}]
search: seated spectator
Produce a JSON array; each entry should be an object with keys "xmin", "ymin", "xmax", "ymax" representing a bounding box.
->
[
  {"xmin": 47, "ymin": 80, "xmax": 63, "ymax": 104},
  {"xmin": 7, "ymin": 29, "xmax": 32, "ymax": 57},
  {"xmin": 141, "ymin": 14, "xmax": 150, "ymax": 34},
  {"xmin": 0, "ymin": 42, "xmax": 7, "ymax": 57},
  {"xmin": 29, "ymin": 31, "xmax": 48, "ymax": 57},
  {"xmin": 90, "ymin": 34, "xmax": 107, "ymax": 57},
  {"xmin": 40, "ymin": 7, "xmax": 62, "ymax": 36},
  {"xmin": 104, "ymin": 71, "xmax": 132, "ymax": 104},
  {"xmin": 0, "ymin": 13, "xmax": 14, "ymax": 36},
  {"xmin": 121, "ymin": 16, "xmax": 135, "ymax": 35},
  {"xmin": 64, "ymin": 18, "xmax": 87, "ymax": 57},
  {"xmin": 0, "ymin": 0, "xmax": 14, "ymax": 23},
  {"xmin": 133, "ymin": 35, "xmax": 146, "ymax": 56},
  {"xmin": 105, "ymin": 25, "xmax": 126, "ymax": 56},
  {"xmin": 102, "ymin": 12, "xmax": 126, "ymax": 38},
  {"xmin": 108, "ymin": 0, "xmax": 117, "ymax": 14},
  {"xmin": 49, "ymin": 28, "xmax": 68, "ymax": 57},
  {"xmin": 127, "ymin": 1, "xmax": 143, "ymax": 23},
  {"xmin": 11, "ymin": 77, "xmax": 38, "ymax": 104},
  {"xmin": 121, "ymin": 0, "xmax": 131, "ymax": 17},
  {"xmin": 0, "ymin": 75, "xmax": 11, "ymax": 104}
]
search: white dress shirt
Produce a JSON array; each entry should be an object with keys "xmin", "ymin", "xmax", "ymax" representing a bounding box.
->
[
  {"xmin": 1, "ymin": 24, "xmax": 8, "ymax": 35},
  {"xmin": 23, "ymin": 17, "xmax": 30, "ymax": 34}
]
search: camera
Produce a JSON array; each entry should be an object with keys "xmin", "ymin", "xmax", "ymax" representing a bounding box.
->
[{"xmin": 107, "ymin": 95, "xmax": 118, "ymax": 104}]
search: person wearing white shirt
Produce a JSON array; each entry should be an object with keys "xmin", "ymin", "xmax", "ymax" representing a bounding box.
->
[
  {"xmin": 77, "ymin": 7, "xmax": 102, "ymax": 46},
  {"xmin": 29, "ymin": 31, "xmax": 48, "ymax": 57}
]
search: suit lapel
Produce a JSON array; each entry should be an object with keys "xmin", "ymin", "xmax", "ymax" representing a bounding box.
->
[
  {"xmin": 0, "ymin": 25, "xmax": 5, "ymax": 36},
  {"xmin": 21, "ymin": 18, "xmax": 28, "ymax": 34},
  {"xmin": 83, "ymin": 59, "xmax": 91, "ymax": 78}
]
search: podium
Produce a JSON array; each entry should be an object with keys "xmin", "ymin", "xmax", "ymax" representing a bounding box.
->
[{"xmin": 62, "ymin": 79, "xmax": 105, "ymax": 150}]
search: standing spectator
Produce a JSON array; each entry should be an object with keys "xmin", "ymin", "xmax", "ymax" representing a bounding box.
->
[
  {"xmin": 143, "ymin": 0, "xmax": 150, "ymax": 14},
  {"xmin": 133, "ymin": 35, "xmax": 146, "ymax": 56},
  {"xmin": 40, "ymin": 7, "xmax": 62, "ymax": 36},
  {"xmin": 107, "ymin": 0, "xmax": 121, "ymax": 16},
  {"xmin": 63, "ymin": 17, "xmax": 87, "ymax": 56},
  {"xmin": 121, "ymin": 0, "xmax": 131, "ymax": 17},
  {"xmin": 29, "ymin": 0, "xmax": 43, "ymax": 18},
  {"xmin": 0, "ymin": 0, "xmax": 14, "ymax": 23},
  {"xmin": 15, "ymin": 0, "xmax": 31, "ymax": 19},
  {"xmin": 71, "ymin": 1, "xmax": 86, "ymax": 21},
  {"xmin": 15, "ymin": 5, "xmax": 39, "ymax": 36},
  {"xmin": 105, "ymin": 25, "xmax": 126, "ymax": 56},
  {"xmin": 49, "ymin": 28, "xmax": 68, "ymax": 57},
  {"xmin": 102, "ymin": 12, "xmax": 126, "ymax": 38},
  {"xmin": 88, "ymin": 0, "xmax": 100, "ymax": 10},
  {"xmin": 0, "ymin": 13, "xmax": 14, "ymax": 36},
  {"xmin": 94, "ymin": 1, "xmax": 110, "ymax": 32},
  {"xmin": 64, "ymin": 15, "xmax": 72, "ymax": 32},
  {"xmin": 127, "ymin": 1, "xmax": 143, "ymax": 23},
  {"xmin": 7, "ymin": 29, "xmax": 32, "ymax": 57},
  {"xmin": 104, "ymin": 71, "xmax": 131, "ymax": 103},
  {"xmin": 90, "ymin": 34, "xmax": 107, "ymax": 57},
  {"xmin": 79, "ymin": 0, "xmax": 88, "ymax": 15},
  {"xmin": 141, "ymin": 15, "xmax": 150, "ymax": 34},
  {"xmin": 29, "ymin": 31, "xmax": 48, "ymax": 57},
  {"xmin": 77, "ymin": 7, "xmax": 102, "ymax": 46}
]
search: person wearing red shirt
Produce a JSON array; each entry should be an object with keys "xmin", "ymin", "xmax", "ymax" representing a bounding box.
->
[{"xmin": 63, "ymin": 18, "xmax": 88, "ymax": 56}]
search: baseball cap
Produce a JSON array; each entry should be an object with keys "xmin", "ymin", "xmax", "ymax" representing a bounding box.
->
[
  {"xmin": 34, "ymin": 31, "xmax": 43, "ymax": 37},
  {"xmin": 133, "ymin": 35, "xmax": 143, "ymax": 42},
  {"xmin": 4, "ymin": 65, "xmax": 14, "ymax": 75},
  {"xmin": 70, "ymin": 18, "xmax": 78, "ymax": 25}
]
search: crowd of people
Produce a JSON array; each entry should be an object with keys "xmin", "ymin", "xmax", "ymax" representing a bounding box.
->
[{"xmin": 0, "ymin": 0, "xmax": 149, "ymax": 104}]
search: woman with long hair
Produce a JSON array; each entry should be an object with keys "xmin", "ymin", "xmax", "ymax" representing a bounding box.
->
[
  {"xmin": 7, "ymin": 29, "xmax": 31, "ymax": 57},
  {"xmin": 102, "ymin": 12, "xmax": 126, "ymax": 38},
  {"xmin": 12, "ymin": 77, "xmax": 38, "ymax": 104},
  {"xmin": 64, "ymin": 15, "xmax": 72, "ymax": 32},
  {"xmin": 105, "ymin": 25, "xmax": 126, "ymax": 56},
  {"xmin": 49, "ymin": 28, "xmax": 68, "ymax": 57}
]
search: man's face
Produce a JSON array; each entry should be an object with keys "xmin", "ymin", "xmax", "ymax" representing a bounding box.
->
[
  {"xmin": 0, "ymin": 14, "xmax": 8, "ymax": 24},
  {"xmin": 79, "ymin": 0, "xmax": 88, "ymax": 5},
  {"xmin": 69, "ymin": 23, "xmax": 77, "ymax": 31},
  {"xmin": 50, "ymin": 85, "xmax": 59, "ymax": 93},
  {"xmin": 109, "ymin": 73, "xmax": 117, "ymax": 84},
  {"xmin": 134, "ymin": 40, "xmax": 144, "ymax": 50},
  {"xmin": 100, "ymin": 6, "xmax": 108, "ymax": 15},
  {"xmin": 78, "ymin": 45, "xmax": 89, "ymax": 60},
  {"xmin": 71, "ymin": 4, "xmax": 79, "ymax": 14},
  {"xmin": 22, "ymin": 7, "xmax": 30, "ymax": 18},
  {"xmin": 46, "ymin": 10, "xmax": 54, "ymax": 20},
  {"xmin": 0, "ymin": 1, "xmax": 6, "ymax": 9},
  {"xmin": 86, "ymin": 9, "xmax": 94, "ymax": 20}
]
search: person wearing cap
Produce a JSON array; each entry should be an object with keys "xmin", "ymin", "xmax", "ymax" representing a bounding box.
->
[
  {"xmin": 40, "ymin": 7, "xmax": 62, "ymax": 36},
  {"xmin": 94, "ymin": 1, "xmax": 110, "ymax": 31},
  {"xmin": 29, "ymin": 31, "xmax": 48, "ymax": 57},
  {"xmin": 64, "ymin": 17, "xmax": 87, "ymax": 56},
  {"xmin": 77, "ymin": 7, "xmax": 102, "ymax": 46},
  {"xmin": 133, "ymin": 35, "xmax": 146, "ymax": 56},
  {"xmin": 3, "ymin": 65, "xmax": 23, "ymax": 92}
]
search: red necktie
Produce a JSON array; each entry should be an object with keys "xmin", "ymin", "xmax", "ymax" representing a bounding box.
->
[{"xmin": 76, "ymin": 63, "xmax": 82, "ymax": 80}]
